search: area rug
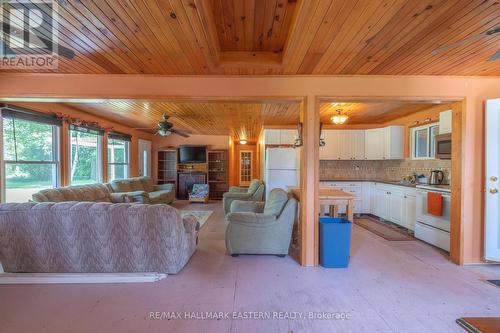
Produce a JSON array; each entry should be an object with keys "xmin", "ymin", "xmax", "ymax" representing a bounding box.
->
[
  {"xmin": 179, "ymin": 210, "xmax": 213, "ymax": 229},
  {"xmin": 354, "ymin": 216, "xmax": 415, "ymax": 241}
]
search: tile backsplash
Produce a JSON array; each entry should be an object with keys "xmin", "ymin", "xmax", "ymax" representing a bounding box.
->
[{"xmin": 320, "ymin": 159, "xmax": 452, "ymax": 184}]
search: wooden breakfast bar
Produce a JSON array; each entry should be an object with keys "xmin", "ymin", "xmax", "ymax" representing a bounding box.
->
[{"xmin": 288, "ymin": 187, "xmax": 355, "ymax": 222}]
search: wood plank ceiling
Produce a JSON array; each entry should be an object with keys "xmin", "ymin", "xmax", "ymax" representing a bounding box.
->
[
  {"xmin": 61, "ymin": 99, "xmax": 442, "ymax": 141},
  {"xmin": 319, "ymin": 101, "xmax": 439, "ymax": 124},
  {"xmin": 64, "ymin": 101, "xmax": 301, "ymax": 142},
  {"xmin": 1, "ymin": 0, "xmax": 499, "ymax": 75}
]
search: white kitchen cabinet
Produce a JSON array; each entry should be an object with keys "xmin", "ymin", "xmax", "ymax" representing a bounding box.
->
[
  {"xmin": 375, "ymin": 187, "xmax": 390, "ymax": 219},
  {"xmin": 280, "ymin": 129, "xmax": 297, "ymax": 145},
  {"xmin": 404, "ymin": 194, "xmax": 416, "ymax": 230},
  {"xmin": 384, "ymin": 126, "xmax": 404, "ymax": 159},
  {"xmin": 439, "ymin": 110, "xmax": 452, "ymax": 134},
  {"xmin": 264, "ymin": 129, "xmax": 297, "ymax": 145},
  {"xmin": 264, "ymin": 130, "xmax": 281, "ymax": 144},
  {"xmin": 371, "ymin": 182, "xmax": 416, "ymax": 229},
  {"xmin": 365, "ymin": 128, "xmax": 385, "ymax": 160},
  {"xmin": 352, "ymin": 130, "xmax": 366, "ymax": 160},
  {"xmin": 364, "ymin": 126, "xmax": 404, "ymax": 160},
  {"xmin": 319, "ymin": 130, "xmax": 340, "ymax": 159},
  {"xmin": 389, "ymin": 189, "xmax": 405, "ymax": 225}
]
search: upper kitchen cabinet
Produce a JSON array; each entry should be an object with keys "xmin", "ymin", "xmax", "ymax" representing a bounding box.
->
[
  {"xmin": 365, "ymin": 126, "xmax": 404, "ymax": 160},
  {"xmin": 320, "ymin": 130, "xmax": 365, "ymax": 160},
  {"xmin": 320, "ymin": 127, "xmax": 402, "ymax": 160},
  {"xmin": 264, "ymin": 129, "xmax": 297, "ymax": 145},
  {"xmin": 319, "ymin": 130, "xmax": 340, "ymax": 160},
  {"xmin": 439, "ymin": 110, "xmax": 452, "ymax": 134}
]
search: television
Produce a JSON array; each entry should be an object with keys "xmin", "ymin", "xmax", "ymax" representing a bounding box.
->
[{"xmin": 178, "ymin": 145, "xmax": 207, "ymax": 164}]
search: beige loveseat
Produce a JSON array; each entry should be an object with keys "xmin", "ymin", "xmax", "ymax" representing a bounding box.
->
[
  {"xmin": 107, "ymin": 177, "xmax": 175, "ymax": 204},
  {"xmin": 32, "ymin": 183, "xmax": 131, "ymax": 203},
  {"xmin": 32, "ymin": 178, "xmax": 175, "ymax": 205},
  {"xmin": 0, "ymin": 201, "xmax": 197, "ymax": 274}
]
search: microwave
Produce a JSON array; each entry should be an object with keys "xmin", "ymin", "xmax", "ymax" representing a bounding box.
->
[{"xmin": 435, "ymin": 133, "xmax": 451, "ymax": 159}]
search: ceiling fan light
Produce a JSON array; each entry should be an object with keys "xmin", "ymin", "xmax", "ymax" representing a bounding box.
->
[{"xmin": 158, "ymin": 129, "xmax": 171, "ymax": 136}]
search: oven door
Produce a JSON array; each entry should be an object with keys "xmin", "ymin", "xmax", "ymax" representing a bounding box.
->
[{"xmin": 416, "ymin": 190, "xmax": 451, "ymax": 232}]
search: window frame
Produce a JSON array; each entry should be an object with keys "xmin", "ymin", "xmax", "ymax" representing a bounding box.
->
[
  {"xmin": 68, "ymin": 126, "xmax": 103, "ymax": 185},
  {"xmin": 410, "ymin": 123, "xmax": 440, "ymax": 160},
  {"xmin": 107, "ymin": 136, "xmax": 130, "ymax": 181},
  {"xmin": 1, "ymin": 116, "xmax": 61, "ymax": 203}
]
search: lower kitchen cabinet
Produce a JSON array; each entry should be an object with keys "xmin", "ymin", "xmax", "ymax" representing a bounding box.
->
[
  {"xmin": 403, "ymin": 194, "xmax": 416, "ymax": 230},
  {"xmin": 371, "ymin": 182, "xmax": 416, "ymax": 230},
  {"xmin": 319, "ymin": 181, "xmax": 417, "ymax": 230}
]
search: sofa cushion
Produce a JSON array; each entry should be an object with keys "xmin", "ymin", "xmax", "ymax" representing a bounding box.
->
[
  {"xmin": 111, "ymin": 180, "xmax": 133, "ymax": 193},
  {"xmin": 129, "ymin": 178, "xmax": 145, "ymax": 191},
  {"xmin": 40, "ymin": 189, "xmax": 68, "ymax": 202},
  {"xmin": 140, "ymin": 177, "xmax": 155, "ymax": 192},
  {"xmin": 263, "ymin": 189, "xmax": 288, "ymax": 216},
  {"xmin": 33, "ymin": 184, "xmax": 112, "ymax": 203},
  {"xmin": 149, "ymin": 190, "xmax": 174, "ymax": 204}
]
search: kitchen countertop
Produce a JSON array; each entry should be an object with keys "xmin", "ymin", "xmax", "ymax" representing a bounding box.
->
[
  {"xmin": 319, "ymin": 179, "xmax": 418, "ymax": 188},
  {"xmin": 320, "ymin": 179, "xmax": 452, "ymax": 191}
]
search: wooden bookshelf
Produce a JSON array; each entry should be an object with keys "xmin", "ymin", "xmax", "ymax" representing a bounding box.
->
[
  {"xmin": 157, "ymin": 149, "xmax": 177, "ymax": 188},
  {"xmin": 207, "ymin": 150, "xmax": 228, "ymax": 200}
]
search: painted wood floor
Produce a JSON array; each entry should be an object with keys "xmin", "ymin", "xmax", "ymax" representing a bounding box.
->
[{"xmin": 0, "ymin": 201, "xmax": 499, "ymax": 333}]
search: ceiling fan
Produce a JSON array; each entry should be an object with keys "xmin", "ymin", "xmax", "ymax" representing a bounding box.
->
[
  {"xmin": 135, "ymin": 114, "xmax": 190, "ymax": 138},
  {"xmin": 431, "ymin": 26, "xmax": 500, "ymax": 61}
]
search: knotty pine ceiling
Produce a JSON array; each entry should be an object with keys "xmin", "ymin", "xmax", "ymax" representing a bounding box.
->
[
  {"xmin": 1, "ymin": 0, "xmax": 499, "ymax": 75},
  {"xmin": 61, "ymin": 99, "xmax": 443, "ymax": 142},
  {"xmin": 65, "ymin": 101, "xmax": 301, "ymax": 142}
]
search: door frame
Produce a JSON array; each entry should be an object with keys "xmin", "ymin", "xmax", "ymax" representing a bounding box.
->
[
  {"xmin": 318, "ymin": 96, "xmax": 464, "ymax": 265},
  {"xmin": 485, "ymin": 99, "xmax": 500, "ymax": 262},
  {"xmin": 238, "ymin": 149, "xmax": 253, "ymax": 186}
]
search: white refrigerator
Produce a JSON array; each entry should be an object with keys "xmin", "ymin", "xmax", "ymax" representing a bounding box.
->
[{"xmin": 264, "ymin": 147, "xmax": 300, "ymax": 198}]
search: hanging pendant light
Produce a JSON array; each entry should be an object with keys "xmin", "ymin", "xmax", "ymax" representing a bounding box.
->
[{"xmin": 331, "ymin": 109, "xmax": 349, "ymax": 124}]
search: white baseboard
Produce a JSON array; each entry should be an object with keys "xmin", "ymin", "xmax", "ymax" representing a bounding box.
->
[{"xmin": 0, "ymin": 272, "xmax": 167, "ymax": 284}]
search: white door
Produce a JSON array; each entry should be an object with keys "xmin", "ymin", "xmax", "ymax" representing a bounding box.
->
[
  {"xmin": 485, "ymin": 99, "xmax": 500, "ymax": 262},
  {"xmin": 138, "ymin": 139, "xmax": 152, "ymax": 177}
]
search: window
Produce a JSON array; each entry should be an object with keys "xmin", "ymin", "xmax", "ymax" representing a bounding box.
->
[
  {"xmin": 70, "ymin": 125, "xmax": 103, "ymax": 185},
  {"xmin": 107, "ymin": 133, "xmax": 131, "ymax": 181},
  {"xmin": 1, "ymin": 108, "xmax": 60, "ymax": 202},
  {"xmin": 411, "ymin": 123, "xmax": 439, "ymax": 159}
]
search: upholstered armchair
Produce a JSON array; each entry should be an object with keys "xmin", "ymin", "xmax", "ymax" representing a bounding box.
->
[
  {"xmin": 222, "ymin": 179, "xmax": 265, "ymax": 214},
  {"xmin": 225, "ymin": 188, "xmax": 298, "ymax": 257}
]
